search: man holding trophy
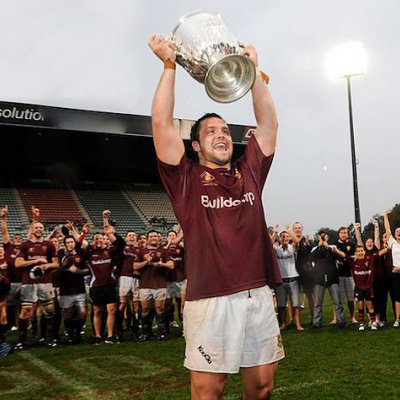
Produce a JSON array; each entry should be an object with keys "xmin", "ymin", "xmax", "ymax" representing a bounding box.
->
[{"xmin": 148, "ymin": 11, "xmax": 283, "ymax": 400}]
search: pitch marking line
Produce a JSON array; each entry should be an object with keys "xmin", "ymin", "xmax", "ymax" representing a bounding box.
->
[{"xmin": 16, "ymin": 351, "xmax": 93, "ymax": 400}]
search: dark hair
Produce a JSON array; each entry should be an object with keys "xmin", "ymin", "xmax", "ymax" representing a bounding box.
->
[
  {"xmin": 318, "ymin": 230, "xmax": 327, "ymax": 236},
  {"xmin": 167, "ymin": 230, "xmax": 177, "ymax": 235},
  {"xmin": 190, "ymin": 113, "xmax": 225, "ymax": 142},
  {"xmin": 338, "ymin": 226, "xmax": 349, "ymax": 234},
  {"xmin": 147, "ymin": 230, "xmax": 158, "ymax": 238},
  {"xmin": 63, "ymin": 235, "xmax": 76, "ymax": 246}
]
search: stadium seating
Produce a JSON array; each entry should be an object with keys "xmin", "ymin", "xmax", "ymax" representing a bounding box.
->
[
  {"xmin": 125, "ymin": 187, "xmax": 177, "ymax": 225},
  {"xmin": 0, "ymin": 187, "xmax": 30, "ymax": 238},
  {"xmin": 18, "ymin": 188, "xmax": 85, "ymax": 226},
  {"xmin": 75, "ymin": 189, "xmax": 148, "ymax": 234}
]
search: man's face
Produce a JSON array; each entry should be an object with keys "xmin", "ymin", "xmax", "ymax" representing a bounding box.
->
[
  {"xmin": 338, "ymin": 229, "xmax": 349, "ymax": 242},
  {"xmin": 167, "ymin": 231, "xmax": 177, "ymax": 242},
  {"xmin": 13, "ymin": 235, "xmax": 22, "ymax": 246},
  {"xmin": 138, "ymin": 235, "xmax": 147, "ymax": 246},
  {"xmin": 365, "ymin": 238, "xmax": 374, "ymax": 250},
  {"xmin": 125, "ymin": 232, "xmax": 137, "ymax": 245},
  {"xmin": 147, "ymin": 232, "xmax": 159, "ymax": 247},
  {"xmin": 395, "ymin": 228, "xmax": 400, "ymax": 241},
  {"xmin": 280, "ymin": 232, "xmax": 290, "ymax": 246},
  {"xmin": 157, "ymin": 233, "xmax": 163, "ymax": 245},
  {"xmin": 293, "ymin": 223, "xmax": 303, "ymax": 238},
  {"xmin": 51, "ymin": 237, "xmax": 60, "ymax": 250},
  {"xmin": 355, "ymin": 247, "xmax": 366, "ymax": 258},
  {"xmin": 33, "ymin": 223, "xmax": 44, "ymax": 239},
  {"xmin": 93, "ymin": 234, "xmax": 105, "ymax": 249},
  {"xmin": 65, "ymin": 238, "xmax": 75, "ymax": 252},
  {"xmin": 192, "ymin": 117, "xmax": 233, "ymax": 167}
]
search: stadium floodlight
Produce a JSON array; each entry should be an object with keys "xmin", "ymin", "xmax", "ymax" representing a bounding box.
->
[
  {"xmin": 325, "ymin": 41, "xmax": 367, "ymax": 225},
  {"xmin": 325, "ymin": 41, "xmax": 367, "ymax": 80}
]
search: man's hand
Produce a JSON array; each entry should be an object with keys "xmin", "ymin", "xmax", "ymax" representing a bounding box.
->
[
  {"xmin": 69, "ymin": 265, "xmax": 78, "ymax": 274},
  {"xmin": 384, "ymin": 209, "xmax": 392, "ymax": 216},
  {"xmin": 354, "ymin": 222, "xmax": 361, "ymax": 230},
  {"xmin": 31, "ymin": 206, "xmax": 40, "ymax": 220},
  {"xmin": 144, "ymin": 253, "xmax": 153, "ymax": 265},
  {"xmin": 103, "ymin": 210, "xmax": 111, "ymax": 219},
  {"xmin": 82, "ymin": 224, "xmax": 90, "ymax": 235},
  {"xmin": 241, "ymin": 44, "xmax": 258, "ymax": 66},
  {"xmin": 372, "ymin": 219, "xmax": 379, "ymax": 227},
  {"xmin": 0, "ymin": 205, "xmax": 8, "ymax": 219},
  {"xmin": 148, "ymin": 34, "xmax": 176, "ymax": 63}
]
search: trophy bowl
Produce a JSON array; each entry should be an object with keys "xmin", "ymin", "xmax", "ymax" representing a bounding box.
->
[{"xmin": 171, "ymin": 11, "xmax": 256, "ymax": 103}]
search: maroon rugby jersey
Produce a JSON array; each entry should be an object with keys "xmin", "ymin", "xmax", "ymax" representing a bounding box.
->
[
  {"xmin": 348, "ymin": 255, "xmax": 376, "ymax": 291},
  {"xmin": 58, "ymin": 249, "xmax": 86, "ymax": 296},
  {"xmin": 4, "ymin": 242, "xmax": 22, "ymax": 283},
  {"xmin": 158, "ymin": 134, "xmax": 282, "ymax": 301},
  {"xmin": 85, "ymin": 246, "xmax": 118, "ymax": 287},
  {"xmin": 120, "ymin": 244, "xmax": 140, "ymax": 278},
  {"xmin": 136, "ymin": 246, "xmax": 171, "ymax": 289},
  {"xmin": 18, "ymin": 240, "xmax": 57, "ymax": 285},
  {"xmin": 166, "ymin": 245, "xmax": 185, "ymax": 282}
]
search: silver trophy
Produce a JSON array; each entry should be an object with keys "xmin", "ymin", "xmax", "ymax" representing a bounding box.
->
[{"xmin": 170, "ymin": 11, "xmax": 256, "ymax": 103}]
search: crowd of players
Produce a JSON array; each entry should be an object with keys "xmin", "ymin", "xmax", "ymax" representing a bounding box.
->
[
  {"xmin": 272, "ymin": 213, "xmax": 400, "ymax": 333},
  {"xmin": 1, "ymin": 205, "xmax": 400, "ymax": 356},
  {"xmin": 0, "ymin": 206, "xmax": 185, "ymax": 355}
]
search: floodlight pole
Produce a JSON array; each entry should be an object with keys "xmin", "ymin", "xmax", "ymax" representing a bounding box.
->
[{"xmin": 346, "ymin": 75, "xmax": 361, "ymax": 225}]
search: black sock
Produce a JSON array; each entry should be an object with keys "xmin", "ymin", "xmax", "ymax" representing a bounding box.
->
[
  {"xmin": 0, "ymin": 323, "xmax": 8, "ymax": 342},
  {"xmin": 18, "ymin": 318, "xmax": 28, "ymax": 342}
]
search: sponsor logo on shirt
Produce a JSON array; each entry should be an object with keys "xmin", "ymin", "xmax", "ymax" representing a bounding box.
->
[
  {"xmin": 91, "ymin": 258, "xmax": 112, "ymax": 265},
  {"xmin": 200, "ymin": 192, "xmax": 255, "ymax": 209},
  {"xmin": 354, "ymin": 270, "xmax": 371, "ymax": 276}
]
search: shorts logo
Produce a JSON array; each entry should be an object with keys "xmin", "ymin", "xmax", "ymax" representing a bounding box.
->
[{"xmin": 197, "ymin": 345, "xmax": 212, "ymax": 364}]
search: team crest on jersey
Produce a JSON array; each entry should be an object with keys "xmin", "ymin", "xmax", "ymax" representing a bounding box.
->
[
  {"xmin": 200, "ymin": 171, "xmax": 218, "ymax": 186},
  {"xmin": 42, "ymin": 246, "xmax": 47, "ymax": 252},
  {"xmin": 156, "ymin": 251, "xmax": 162, "ymax": 258},
  {"xmin": 75, "ymin": 256, "xmax": 81, "ymax": 263},
  {"xmin": 103, "ymin": 251, "xmax": 109, "ymax": 257},
  {"xmin": 234, "ymin": 168, "xmax": 242, "ymax": 181},
  {"xmin": 347, "ymin": 245, "xmax": 351, "ymax": 252},
  {"xmin": 28, "ymin": 247, "xmax": 35, "ymax": 254}
]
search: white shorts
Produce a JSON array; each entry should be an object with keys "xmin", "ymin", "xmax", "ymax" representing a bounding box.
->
[
  {"xmin": 167, "ymin": 280, "xmax": 187, "ymax": 298},
  {"xmin": 59, "ymin": 293, "xmax": 87, "ymax": 309},
  {"xmin": 183, "ymin": 285, "xmax": 284, "ymax": 373},
  {"xmin": 119, "ymin": 276, "xmax": 140, "ymax": 298},
  {"xmin": 139, "ymin": 288, "xmax": 167, "ymax": 302},
  {"xmin": 20, "ymin": 283, "xmax": 54, "ymax": 305}
]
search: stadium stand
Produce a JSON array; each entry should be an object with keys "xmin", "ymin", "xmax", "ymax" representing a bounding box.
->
[
  {"xmin": 75, "ymin": 189, "xmax": 148, "ymax": 234},
  {"xmin": 18, "ymin": 188, "xmax": 85, "ymax": 226},
  {"xmin": 0, "ymin": 187, "xmax": 30, "ymax": 237},
  {"xmin": 125, "ymin": 186, "xmax": 177, "ymax": 226}
]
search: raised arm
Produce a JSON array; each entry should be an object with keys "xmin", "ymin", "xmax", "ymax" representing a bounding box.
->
[
  {"xmin": 354, "ymin": 223, "xmax": 363, "ymax": 247},
  {"xmin": 372, "ymin": 219, "xmax": 381, "ymax": 250},
  {"xmin": 243, "ymin": 45, "xmax": 278, "ymax": 157},
  {"xmin": 384, "ymin": 210, "xmax": 392, "ymax": 239},
  {"xmin": 148, "ymin": 35, "xmax": 185, "ymax": 165},
  {"xmin": 1, "ymin": 206, "xmax": 10, "ymax": 244}
]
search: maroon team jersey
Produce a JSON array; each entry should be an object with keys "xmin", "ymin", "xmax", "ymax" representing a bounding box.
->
[
  {"xmin": 136, "ymin": 246, "xmax": 171, "ymax": 289},
  {"xmin": 166, "ymin": 245, "xmax": 185, "ymax": 282},
  {"xmin": 4, "ymin": 242, "xmax": 22, "ymax": 283},
  {"xmin": 85, "ymin": 246, "xmax": 118, "ymax": 288},
  {"xmin": 58, "ymin": 249, "xmax": 86, "ymax": 296},
  {"xmin": 18, "ymin": 240, "xmax": 57, "ymax": 285},
  {"xmin": 158, "ymin": 134, "xmax": 282, "ymax": 301},
  {"xmin": 348, "ymin": 255, "xmax": 376, "ymax": 291},
  {"xmin": 120, "ymin": 244, "xmax": 140, "ymax": 278}
]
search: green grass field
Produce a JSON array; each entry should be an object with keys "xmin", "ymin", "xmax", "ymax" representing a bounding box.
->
[{"xmin": 1, "ymin": 300, "xmax": 400, "ymax": 400}]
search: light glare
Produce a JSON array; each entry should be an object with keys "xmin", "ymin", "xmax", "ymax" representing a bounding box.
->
[{"xmin": 325, "ymin": 41, "xmax": 367, "ymax": 79}]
